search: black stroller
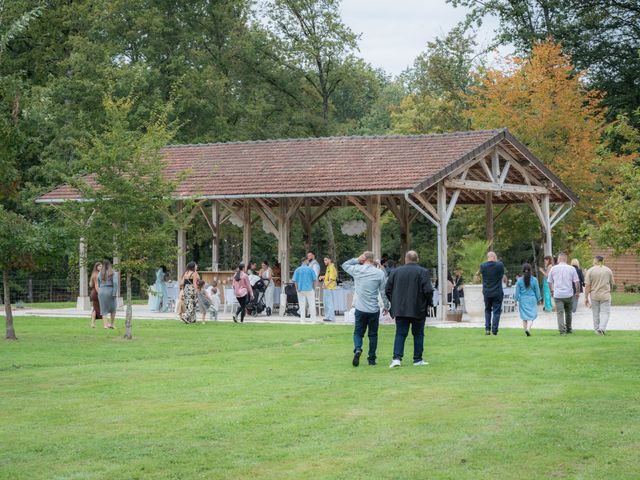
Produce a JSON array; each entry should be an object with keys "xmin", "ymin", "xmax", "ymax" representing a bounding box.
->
[
  {"xmin": 246, "ymin": 278, "xmax": 271, "ymax": 317},
  {"xmin": 283, "ymin": 283, "xmax": 300, "ymax": 317}
]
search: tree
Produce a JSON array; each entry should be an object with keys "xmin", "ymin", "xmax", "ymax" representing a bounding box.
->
[
  {"xmin": 448, "ymin": 0, "xmax": 640, "ymax": 123},
  {"xmin": 596, "ymin": 109, "xmax": 640, "ymax": 254},
  {"xmin": 466, "ymin": 41, "xmax": 618, "ymax": 219},
  {"xmin": 263, "ymin": 0, "xmax": 358, "ymax": 134},
  {"xmin": 63, "ymin": 96, "xmax": 179, "ymax": 340},
  {"xmin": 391, "ymin": 25, "xmax": 478, "ymax": 134},
  {"xmin": 0, "ymin": 206, "xmax": 46, "ymax": 339}
]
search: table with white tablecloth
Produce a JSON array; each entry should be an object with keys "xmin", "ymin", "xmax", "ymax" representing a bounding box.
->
[{"xmin": 148, "ymin": 282, "xmax": 179, "ymax": 311}]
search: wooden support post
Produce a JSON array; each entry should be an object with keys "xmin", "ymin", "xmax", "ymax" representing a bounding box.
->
[
  {"xmin": 177, "ymin": 201, "xmax": 186, "ymax": 280},
  {"xmin": 301, "ymin": 198, "xmax": 312, "ymax": 253},
  {"xmin": 278, "ymin": 199, "xmax": 291, "ymax": 283},
  {"xmin": 211, "ymin": 201, "xmax": 220, "ymax": 272},
  {"xmin": 399, "ymin": 199, "xmax": 411, "ymax": 262},
  {"xmin": 542, "ymin": 194, "xmax": 552, "ymax": 257},
  {"xmin": 437, "ymin": 183, "xmax": 448, "ymax": 322},
  {"xmin": 76, "ymin": 237, "xmax": 90, "ymax": 311},
  {"xmin": 242, "ymin": 201, "xmax": 252, "ymax": 266},
  {"xmin": 485, "ymin": 193, "xmax": 494, "ymax": 244},
  {"xmin": 367, "ymin": 196, "xmax": 382, "ymax": 260}
]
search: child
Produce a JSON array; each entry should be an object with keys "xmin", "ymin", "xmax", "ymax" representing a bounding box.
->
[
  {"xmin": 205, "ymin": 281, "xmax": 220, "ymax": 321},
  {"xmin": 196, "ymin": 280, "xmax": 216, "ymax": 323}
]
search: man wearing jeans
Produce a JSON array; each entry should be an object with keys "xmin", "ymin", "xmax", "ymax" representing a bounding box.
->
[
  {"xmin": 480, "ymin": 252, "xmax": 505, "ymax": 335},
  {"xmin": 292, "ymin": 257, "xmax": 317, "ymax": 322},
  {"xmin": 385, "ymin": 250, "xmax": 433, "ymax": 368},
  {"xmin": 547, "ymin": 252, "xmax": 580, "ymax": 335},
  {"xmin": 584, "ymin": 255, "xmax": 615, "ymax": 335},
  {"xmin": 342, "ymin": 252, "xmax": 389, "ymax": 367}
]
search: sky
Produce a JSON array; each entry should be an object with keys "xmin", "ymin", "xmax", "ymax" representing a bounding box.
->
[{"xmin": 339, "ymin": 0, "xmax": 507, "ymax": 76}]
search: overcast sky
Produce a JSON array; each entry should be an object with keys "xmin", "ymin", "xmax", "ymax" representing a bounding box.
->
[{"xmin": 339, "ymin": 0, "xmax": 507, "ymax": 76}]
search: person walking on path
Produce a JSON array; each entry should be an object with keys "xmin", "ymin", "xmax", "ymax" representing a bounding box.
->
[
  {"xmin": 319, "ymin": 256, "xmax": 338, "ymax": 322},
  {"xmin": 480, "ymin": 251, "xmax": 505, "ymax": 335},
  {"xmin": 150, "ymin": 265, "xmax": 169, "ymax": 312},
  {"xmin": 97, "ymin": 259, "xmax": 119, "ymax": 329},
  {"xmin": 385, "ymin": 250, "xmax": 433, "ymax": 368},
  {"xmin": 539, "ymin": 256, "xmax": 554, "ymax": 312},
  {"xmin": 570, "ymin": 258, "xmax": 585, "ymax": 314},
  {"xmin": 89, "ymin": 262, "xmax": 104, "ymax": 328},
  {"xmin": 232, "ymin": 262, "xmax": 253, "ymax": 323},
  {"xmin": 292, "ymin": 257, "xmax": 317, "ymax": 321},
  {"xmin": 547, "ymin": 252, "xmax": 580, "ymax": 335},
  {"xmin": 342, "ymin": 251, "xmax": 389, "ymax": 367},
  {"xmin": 259, "ymin": 260, "xmax": 275, "ymax": 316},
  {"xmin": 514, "ymin": 263, "xmax": 541, "ymax": 336},
  {"xmin": 584, "ymin": 256, "xmax": 615, "ymax": 335},
  {"xmin": 179, "ymin": 262, "xmax": 200, "ymax": 324}
]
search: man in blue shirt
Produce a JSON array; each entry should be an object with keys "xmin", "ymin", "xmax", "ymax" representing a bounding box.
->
[
  {"xmin": 292, "ymin": 257, "xmax": 318, "ymax": 322},
  {"xmin": 343, "ymin": 251, "xmax": 389, "ymax": 367}
]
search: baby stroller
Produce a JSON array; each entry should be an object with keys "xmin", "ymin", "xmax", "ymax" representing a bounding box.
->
[
  {"xmin": 246, "ymin": 278, "xmax": 271, "ymax": 317},
  {"xmin": 283, "ymin": 283, "xmax": 300, "ymax": 317}
]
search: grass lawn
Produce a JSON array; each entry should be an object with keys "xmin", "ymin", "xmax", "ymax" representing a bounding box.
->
[
  {"xmin": 612, "ymin": 291, "xmax": 640, "ymax": 306},
  {"xmin": 1, "ymin": 317, "xmax": 639, "ymax": 480}
]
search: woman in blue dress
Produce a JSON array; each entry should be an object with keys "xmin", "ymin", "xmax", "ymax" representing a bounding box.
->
[
  {"xmin": 539, "ymin": 256, "xmax": 553, "ymax": 312},
  {"xmin": 150, "ymin": 266, "xmax": 168, "ymax": 312},
  {"xmin": 514, "ymin": 263, "xmax": 541, "ymax": 336},
  {"xmin": 98, "ymin": 260, "xmax": 119, "ymax": 329}
]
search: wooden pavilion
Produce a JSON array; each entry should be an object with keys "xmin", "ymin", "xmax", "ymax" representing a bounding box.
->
[{"xmin": 38, "ymin": 128, "xmax": 578, "ymax": 321}]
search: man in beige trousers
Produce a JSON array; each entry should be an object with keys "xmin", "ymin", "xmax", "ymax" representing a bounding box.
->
[{"xmin": 584, "ymin": 255, "xmax": 615, "ymax": 335}]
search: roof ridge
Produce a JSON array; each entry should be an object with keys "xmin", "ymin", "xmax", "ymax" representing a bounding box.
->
[{"xmin": 163, "ymin": 128, "xmax": 508, "ymax": 148}]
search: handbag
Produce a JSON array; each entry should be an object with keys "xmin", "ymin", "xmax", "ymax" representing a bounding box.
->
[{"xmin": 175, "ymin": 293, "xmax": 185, "ymax": 315}]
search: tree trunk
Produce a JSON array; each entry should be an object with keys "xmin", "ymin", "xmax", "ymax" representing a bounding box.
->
[
  {"xmin": 4, "ymin": 270, "xmax": 17, "ymax": 340},
  {"xmin": 124, "ymin": 271, "xmax": 133, "ymax": 340}
]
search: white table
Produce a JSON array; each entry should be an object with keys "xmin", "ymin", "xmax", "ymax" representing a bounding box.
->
[{"xmin": 148, "ymin": 282, "xmax": 179, "ymax": 311}]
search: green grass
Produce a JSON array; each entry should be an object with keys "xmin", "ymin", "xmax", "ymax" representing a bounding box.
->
[
  {"xmin": 612, "ymin": 291, "xmax": 640, "ymax": 306},
  {"xmin": 1, "ymin": 318, "xmax": 639, "ymax": 480}
]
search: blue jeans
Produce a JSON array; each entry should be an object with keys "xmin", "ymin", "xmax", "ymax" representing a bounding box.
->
[
  {"xmin": 323, "ymin": 289, "xmax": 335, "ymax": 321},
  {"xmin": 484, "ymin": 294, "xmax": 503, "ymax": 333},
  {"xmin": 393, "ymin": 317, "xmax": 425, "ymax": 361},
  {"xmin": 353, "ymin": 309, "xmax": 379, "ymax": 361}
]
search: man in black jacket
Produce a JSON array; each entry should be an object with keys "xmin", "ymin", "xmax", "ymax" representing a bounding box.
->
[{"xmin": 385, "ymin": 250, "xmax": 433, "ymax": 368}]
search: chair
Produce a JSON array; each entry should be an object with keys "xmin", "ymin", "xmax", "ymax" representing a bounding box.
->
[
  {"xmin": 315, "ymin": 287, "xmax": 324, "ymax": 317},
  {"xmin": 223, "ymin": 288, "xmax": 239, "ymax": 313},
  {"xmin": 502, "ymin": 294, "xmax": 516, "ymax": 313}
]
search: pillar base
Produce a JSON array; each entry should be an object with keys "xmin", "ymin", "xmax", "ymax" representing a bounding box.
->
[{"xmin": 76, "ymin": 296, "xmax": 91, "ymax": 311}]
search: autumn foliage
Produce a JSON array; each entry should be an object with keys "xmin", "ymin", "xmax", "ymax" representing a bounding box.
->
[{"xmin": 467, "ymin": 41, "xmax": 621, "ymax": 216}]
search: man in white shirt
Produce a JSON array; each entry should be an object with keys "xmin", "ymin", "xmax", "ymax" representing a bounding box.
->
[
  {"xmin": 307, "ymin": 252, "xmax": 321, "ymax": 278},
  {"xmin": 547, "ymin": 252, "xmax": 580, "ymax": 335}
]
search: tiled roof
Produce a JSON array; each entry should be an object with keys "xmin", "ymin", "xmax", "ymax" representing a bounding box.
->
[{"xmin": 36, "ymin": 129, "xmax": 577, "ymax": 203}]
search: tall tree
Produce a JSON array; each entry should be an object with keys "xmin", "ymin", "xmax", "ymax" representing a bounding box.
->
[
  {"xmin": 466, "ymin": 41, "xmax": 620, "ymax": 219},
  {"xmin": 64, "ymin": 96, "xmax": 179, "ymax": 339},
  {"xmin": 448, "ymin": 0, "xmax": 640, "ymax": 123},
  {"xmin": 264, "ymin": 0, "xmax": 358, "ymax": 134},
  {"xmin": 391, "ymin": 25, "xmax": 478, "ymax": 134}
]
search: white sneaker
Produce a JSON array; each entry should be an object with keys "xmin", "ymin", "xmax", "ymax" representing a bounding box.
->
[
  {"xmin": 389, "ymin": 359, "xmax": 402, "ymax": 368},
  {"xmin": 413, "ymin": 360, "xmax": 429, "ymax": 366}
]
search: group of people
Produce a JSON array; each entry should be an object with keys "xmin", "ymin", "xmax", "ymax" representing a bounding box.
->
[
  {"xmin": 177, "ymin": 262, "xmax": 220, "ymax": 324},
  {"xmin": 88, "ymin": 260, "xmax": 119, "ymax": 328},
  {"xmin": 482, "ymin": 252, "xmax": 614, "ymax": 336}
]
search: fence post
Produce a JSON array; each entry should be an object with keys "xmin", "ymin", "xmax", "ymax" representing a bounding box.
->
[{"xmin": 28, "ymin": 279, "xmax": 33, "ymax": 303}]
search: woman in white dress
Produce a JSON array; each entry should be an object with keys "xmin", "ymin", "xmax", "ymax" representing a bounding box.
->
[{"xmin": 259, "ymin": 260, "xmax": 275, "ymax": 316}]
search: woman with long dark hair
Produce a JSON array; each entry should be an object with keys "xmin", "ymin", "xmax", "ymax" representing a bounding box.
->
[
  {"xmin": 514, "ymin": 263, "xmax": 542, "ymax": 336},
  {"xmin": 89, "ymin": 262, "xmax": 104, "ymax": 328},
  {"xmin": 232, "ymin": 262, "xmax": 253, "ymax": 323},
  {"xmin": 98, "ymin": 260, "xmax": 119, "ymax": 329},
  {"xmin": 179, "ymin": 261, "xmax": 199, "ymax": 324}
]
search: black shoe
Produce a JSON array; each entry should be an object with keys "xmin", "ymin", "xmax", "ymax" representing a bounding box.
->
[
  {"xmin": 232, "ymin": 314, "xmax": 238, "ymax": 323},
  {"xmin": 485, "ymin": 330, "xmax": 491, "ymax": 335},
  {"xmin": 322, "ymin": 318, "xmax": 331, "ymax": 322},
  {"xmin": 567, "ymin": 329, "xmax": 573, "ymax": 334},
  {"xmin": 352, "ymin": 350, "xmax": 362, "ymax": 367},
  {"xmin": 368, "ymin": 360, "xmax": 376, "ymax": 366},
  {"xmin": 492, "ymin": 331, "xmax": 498, "ymax": 335},
  {"xmin": 525, "ymin": 330, "xmax": 531, "ymax": 336}
]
